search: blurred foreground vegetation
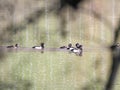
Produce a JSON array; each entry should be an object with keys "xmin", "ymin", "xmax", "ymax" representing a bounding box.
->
[{"xmin": 0, "ymin": 0, "xmax": 120, "ymax": 90}]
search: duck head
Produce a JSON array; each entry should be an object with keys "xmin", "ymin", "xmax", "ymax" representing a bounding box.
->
[
  {"xmin": 15, "ymin": 44, "xmax": 18, "ymax": 47},
  {"xmin": 76, "ymin": 43, "xmax": 82, "ymax": 48},
  {"xmin": 68, "ymin": 43, "xmax": 72, "ymax": 48},
  {"xmin": 41, "ymin": 43, "xmax": 44, "ymax": 48},
  {"xmin": 75, "ymin": 43, "xmax": 80, "ymax": 48}
]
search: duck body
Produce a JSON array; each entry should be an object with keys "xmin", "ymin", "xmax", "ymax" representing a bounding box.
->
[
  {"xmin": 32, "ymin": 43, "xmax": 44, "ymax": 50},
  {"xmin": 32, "ymin": 46, "xmax": 43, "ymax": 49},
  {"xmin": 60, "ymin": 46, "xmax": 67, "ymax": 49},
  {"xmin": 7, "ymin": 45, "xmax": 14, "ymax": 48},
  {"xmin": 71, "ymin": 43, "xmax": 83, "ymax": 56},
  {"xmin": 71, "ymin": 48, "xmax": 82, "ymax": 56},
  {"xmin": 67, "ymin": 47, "xmax": 75, "ymax": 50},
  {"xmin": 66, "ymin": 43, "xmax": 76, "ymax": 53},
  {"xmin": 32, "ymin": 43, "xmax": 44, "ymax": 53}
]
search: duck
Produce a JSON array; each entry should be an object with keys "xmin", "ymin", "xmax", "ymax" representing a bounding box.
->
[
  {"xmin": 32, "ymin": 43, "xmax": 44, "ymax": 50},
  {"xmin": 60, "ymin": 46, "xmax": 67, "ymax": 49},
  {"xmin": 7, "ymin": 44, "xmax": 19, "ymax": 48},
  {"xmin": 71, "ymin": 43, "xmax": 83, "ymax": 56},
  {"xmin": 71, "ymin": 48, "xmax": 82, "ymax": 56},
  {"xmin": 60, "ymin": 43, "xmax": 74, "ymax": 50},
  {"xmin": 67, "ymin": 43, "xmax": 75, "ymax": 50}
]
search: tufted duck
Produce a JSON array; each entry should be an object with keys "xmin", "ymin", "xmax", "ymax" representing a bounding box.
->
[
  {"xmin": 60, "ymin": 46, "xmax": 67, "ymax": 49},
  {"xmin": 71, "ymin": 43, "xmax": 83, "ymax": 56},
  {"xmin": 7, "ymin": 44, "xmax": 19, "ymax": 48},
  {"xmin": 67, "ymin": 43, "xmax": 75, "ymax": 50},
  {"xmin": 32, "ymin": 43, "xmax": 44, "ymax": 50}
]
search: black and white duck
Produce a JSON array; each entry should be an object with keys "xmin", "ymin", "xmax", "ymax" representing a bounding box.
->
[
  {"xmin": 32, "ymin": 43, "xmax": 44, "ymax": 50},
  {"xmin": 71, "ymin": 43, "xmax": 83, "ymax": 56}
]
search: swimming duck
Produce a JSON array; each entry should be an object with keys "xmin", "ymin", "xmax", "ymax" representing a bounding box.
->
[
  {"xmin": 60, "ymin": 43, "xmax": 74, "ymax": 50},
  {"xmin": 71, "ymin": 43, "xmax": 83, "ymax": 56},
  {"xmin": 60, "ymin": 46, "xmax": 67, "ymax": 49},
  {"xmin": 67, "ymin": 43, "xmax": 75, "ymax": 50},
  {"xmin": 7, "ymin": 44, "xmax": 19, "ymax": 48},
  {"xmin": 32, "ymin": 43, "xmax": 44, "ymax": 50}
]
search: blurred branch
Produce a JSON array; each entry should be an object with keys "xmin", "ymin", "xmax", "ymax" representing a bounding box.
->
[
  {"xmin": 105, "ymin": 19, "xmax": 120, "ymax": 90},
  {"xmin": 114, "ymin": 20, "xmax": 120, "ymax": 43},
  {"xmin": 0, "ymin": 80, "xmax": 32, "ymax": 90},
  {"xmin": 79, "ymin": 7, "xmax": 112, "ymax": 29},
  {"xmin": 59, "ymin": 0, "xmax": 88, "ymax": 10},
  {"xmin": 105, "ymin": 48, "xmax": 120, "ymax": 90},
  {"xmin": 0, "ymin": 0, "xmax": 112, "ymax": 42}
]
